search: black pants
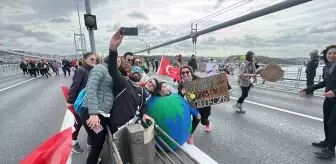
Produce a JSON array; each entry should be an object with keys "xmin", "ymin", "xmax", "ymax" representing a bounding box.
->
[
  {"xmin": 42, "ymin": 68, "xmax": 51, "ymax": 77},
  {"xmin": 35, "ymin": 68, "xmax": 40, "ymax": 75},
  {"xmin": 28, "ymin": 69, "xmax": 36, "ymax": 77},
  {"xmin": 306, "ymin": 74, "xmax": 315, "ymax": 94},
  {"xmin": 22, "ymin": 69, "xmax": 28, "ymax": 75},
  {"xmin": 191, "ymin": 106, "xmax": 211, "ymax": 133},
  {"xmin": 237, "ymin": 85, "xmax": 251, "ymax": 104},
  {"xmin": 63, "ymin": 67, "xmax": 71, "ymax": 77},
  {"xmin": 322, "ymin": 98, "xmax": 336, "ymax": 150},
  {"xmin": 81, "ymin": 108, "xmax": 118, "ymax": 164}
]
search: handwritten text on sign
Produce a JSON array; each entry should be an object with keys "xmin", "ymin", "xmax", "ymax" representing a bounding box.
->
[{"xmin": 184, "ymin": 73, "xmax": 230, "ymax": 108}]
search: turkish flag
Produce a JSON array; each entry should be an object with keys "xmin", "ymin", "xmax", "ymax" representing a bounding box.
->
[
  {"xmin": 60, "ymin": 85, "xmax": 76, "ymax": 116},
  {"xmin": 20, "ymin": 127, "xmax": 72, "ymax": 164},
  {"xmin": 157, "ymin": 56, "xmax": 181, "ymax": 81}
]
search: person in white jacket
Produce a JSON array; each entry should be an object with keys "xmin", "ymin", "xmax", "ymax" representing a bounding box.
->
[{"xmin": 206, "ymin": 57, "xmax": 217, "ymax": 76}]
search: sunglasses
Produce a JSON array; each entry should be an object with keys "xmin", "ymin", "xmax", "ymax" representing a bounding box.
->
[
  {"xmin": 181, "ymin": 71, "xmax": 190, "ymax": 75},
  {"xmin": 131, "ymin": 66, "xmax": 143, "ymax": 73}
]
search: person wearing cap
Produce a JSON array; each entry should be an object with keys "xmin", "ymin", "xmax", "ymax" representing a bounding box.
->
[{"xmin": 305, "ymin": 49, "xmax": 320, "ymax": 96}]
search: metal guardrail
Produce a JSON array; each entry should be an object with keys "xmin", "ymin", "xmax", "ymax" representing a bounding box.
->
[
  {"xmin": 227, "ymin": 65, "xmax": 325, "ymax": 93},
  {"xmin": 0, "ymin": 64, "xmax": 22, "ymax": 78}
]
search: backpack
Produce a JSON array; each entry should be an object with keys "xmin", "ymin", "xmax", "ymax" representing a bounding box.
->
[{"xmin": 74, "ymin": 88, "xmax": 87, "ymax": 114}]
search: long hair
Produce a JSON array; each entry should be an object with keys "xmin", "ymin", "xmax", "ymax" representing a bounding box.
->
[
  {"xmin": 153, "ymin": 82, "xmax": 166, "ymax": 96},
  {"xmin": 245, "ymin": 51, "xmax": 254, "ymax": 62},
  {"xmin": 321, "ymin": 45, "xmax": 336, "ymax": 65}
]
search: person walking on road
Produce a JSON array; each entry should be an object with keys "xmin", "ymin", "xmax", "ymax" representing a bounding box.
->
[
  {"xmin": 305, "ymin": 49, "xmax": 320, "ymax": 96},
  {"xmin": 62, "ymin": 57, "xmax": 71, "ymax": 77},
  {"xmin": 300, "ymin": 45, "xmax": 336, "ymax": 159},
  {"xmin": 232, "ymin": 51, "xmax": 257, "ymax": 113},
  {"xmin": 66, "ymin": 52, "xmax": 97, "ymax": 153}
]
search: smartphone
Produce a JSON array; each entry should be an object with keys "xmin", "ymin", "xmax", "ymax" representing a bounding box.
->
[
  {"xmin": 120, "ymin": 27, "xmax": 138, "ymax": 36},
  {"xmin": 87, "ymin": 120, "xmax": 103, "ymax": 134}
]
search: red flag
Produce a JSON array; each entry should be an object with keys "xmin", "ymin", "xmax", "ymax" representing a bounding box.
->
[
  {"xmin": 20, "ymin": 128, "xmax": 72, "ymax": 164},
  {"xmin": 60, "ymin": 85, "xmax": 76, "ymax": 115},
  {"xmin": 157, "ymin": 56, "xmax": 181, "ymax": 81}
]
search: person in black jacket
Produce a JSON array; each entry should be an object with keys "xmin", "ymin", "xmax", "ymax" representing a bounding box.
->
[
  {"xmin": 66, "ymin": 52, "xmax": 97, "ymax": 154},
  {"xmin": 62, "ymin": 58, "xmax": 71, "ymax": 77},
  {"xmin": 107, "ymin": 28, "xmax": 152, "ymax": 128},
  {"xmin": 300, "ymin": 45, "xmax": 336, "ymax": 159},
  {"xmin": 305, "ymin": 50, "xmax": 320, "ymax": 95},
  {"xmin": 188, "ymin": 55, "xmax": 198, "ymax": 72},
  {"xmin": 19, "ymin": 60, "xmax": 28, "ymax": 76},
  {"xmin": 177, "ymin": 66, "xmax": 211, "ymax": 145}
]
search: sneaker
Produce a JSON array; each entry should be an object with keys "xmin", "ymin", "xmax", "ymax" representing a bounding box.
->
[
  {"xmin": 72, "ymin": 143, "xmax": 84, "ymax": 153},
  {"xmin": 314, "ymin": 148, "xmax": 335, "ymax": 159},
  {"xmin": 187, "ymin": 135, "xmax": 194, "ymax": 144},
  {"xmin": 239, "ymin": 105, "xmax": 246, "ymax": 113},
  {"xmin": 232, "ymin": 103, "xmax": 240, "ymax": 112},
  {"xmin": 205, "ymin": 122, "xmax": 211, "ymax": 132},
  {"xmin": 312, "ymin": 140, "xmax": 328, "ymax": 148}
]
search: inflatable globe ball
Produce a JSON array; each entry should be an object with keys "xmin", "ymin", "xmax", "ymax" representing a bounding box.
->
[{"xmin": 146, "ymin": 93, "xmax": 194, "ymax": 150}]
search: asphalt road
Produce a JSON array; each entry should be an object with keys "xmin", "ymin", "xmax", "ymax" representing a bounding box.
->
[
  {"xmin": 0, "ymin": 73, "xmax": 334, "ymax": 164},
  {"xmin": 156, "ymin": 75, "xmax": 334, "ymax": 164},
  {"xmin": 0, "ymin": 73, "xmax": 72, "ymax": 164}
]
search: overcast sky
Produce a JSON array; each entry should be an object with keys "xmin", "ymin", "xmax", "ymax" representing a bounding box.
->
[{"xmin": 0, "ymin": 0, "xmax": 335, "ymax": 58}]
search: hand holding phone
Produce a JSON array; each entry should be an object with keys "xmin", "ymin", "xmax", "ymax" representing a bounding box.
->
[{"xmin": 120, "ymin": 27, "xmax": 138, "ymax": 36}]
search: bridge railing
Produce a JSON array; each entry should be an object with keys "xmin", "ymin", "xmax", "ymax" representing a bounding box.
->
[
  {"xmin": 0, "ymin": 64, "xmax": 21, "ymax": 78},
  {"xmin": 228, "ymin": 65, "xmax": 325, "ymax": 93}
]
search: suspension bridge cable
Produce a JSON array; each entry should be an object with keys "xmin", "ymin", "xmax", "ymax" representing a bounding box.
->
[{"xmin": 150, "ymin": 0, "xmax": 253, "ymax": 42}]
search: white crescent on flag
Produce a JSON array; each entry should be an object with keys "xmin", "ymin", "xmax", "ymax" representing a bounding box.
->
[
  {"xmin": 165, "ymin": 65, "xmax": 179, "ymax": 76},
  {"xmin": 165, "ymin": 65, "xmax": 173, "ymax": 76}
]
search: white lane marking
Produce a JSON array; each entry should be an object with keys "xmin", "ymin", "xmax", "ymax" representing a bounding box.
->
[
  {"xmin": 156, "ymin": 77, "xmax": 323, "ymax": 122},
  {"xmin": 0, "ymin": 76, "xmax": 41, "ymax": 92}
]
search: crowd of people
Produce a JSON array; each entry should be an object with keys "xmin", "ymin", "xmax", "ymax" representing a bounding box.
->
[
  {"xmin": 64, "ymin": 28, "xmax": 216, "ymax": 164},
  {"xmin": 19, "ymin": 59, "xmax": 58, "ymax": 78},
  {"xmin": 22, "ymin": 27, "xmax": 335, "ymax": 163}
]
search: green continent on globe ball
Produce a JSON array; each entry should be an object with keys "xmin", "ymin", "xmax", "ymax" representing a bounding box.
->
[{"xmin": 146, "ymin": 94, "xmax": 192, "ymax": 150}]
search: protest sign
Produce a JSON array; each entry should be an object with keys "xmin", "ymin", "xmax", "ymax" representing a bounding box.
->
[{"xmin": 184, "ymin": 73, "xmax": 230, "ymax": 108}]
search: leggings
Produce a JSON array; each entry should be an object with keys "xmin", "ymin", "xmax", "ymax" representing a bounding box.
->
[
  {"xmin": 81, "ymin": 107, "xmax": 118, "ymax": 164},
  {"xmin": 237, "ymin": 85, "xmax": 251, "ymax": 104},
  {"xmin": 322, "ymin": 98, "xmax": 336, "ymax": 150},
  {"xmin": 191, "ymin": 106, "xmax": 211, "ymax": 133}
]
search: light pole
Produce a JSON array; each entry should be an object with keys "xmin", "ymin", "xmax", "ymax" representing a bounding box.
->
[{"xmin": 74, "ymin": 0, "xmax": 85, "ymax": 54}]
